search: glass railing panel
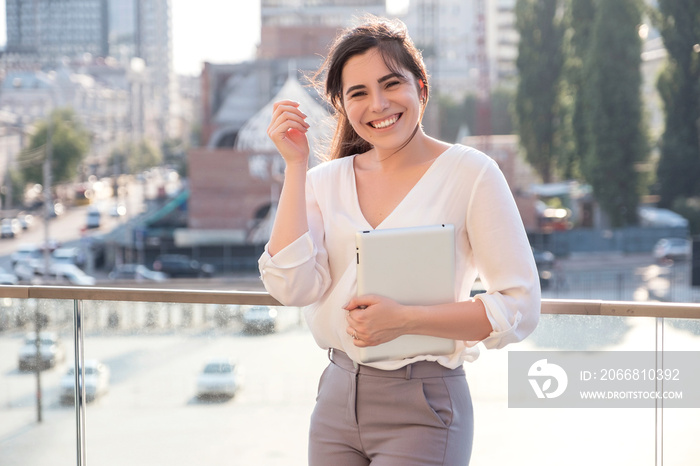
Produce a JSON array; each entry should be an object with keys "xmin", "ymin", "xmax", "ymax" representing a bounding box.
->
[
  {"xmin": 661, "ymin": 317, "xmax": 700, "ymax": 464},
  {"xmin": 3, "ymin": 290, "xmax": 700, "ymax": 466},
  {"xmin": 543, "ymin": 257, "xmax": 692, "ymax": 303},
  {"xmin": 78, "ymin": 300, "xmax": 325, "ymax": 466},
  {"xmin": 0, "ymin": 298, "xmax": 76, "ymax": 465},
  {"xmin": 469, "ymin": 313, "xmax": 658, "ymax": 464}
]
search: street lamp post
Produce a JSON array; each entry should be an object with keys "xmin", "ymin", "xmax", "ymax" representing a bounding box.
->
[{"xmin": 43, "ymin": 112, "xmax": 53, "ymax": 275}]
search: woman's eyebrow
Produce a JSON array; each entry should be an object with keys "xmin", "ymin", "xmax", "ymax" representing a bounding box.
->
[{"xmin": 344, "ymin": 73, "xmax": 405, "ymax": 96}]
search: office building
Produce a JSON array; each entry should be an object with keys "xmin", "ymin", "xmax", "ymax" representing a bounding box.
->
[{"xmin": 3, "ymin": 0, "xmax": 174, "ymax": 138}]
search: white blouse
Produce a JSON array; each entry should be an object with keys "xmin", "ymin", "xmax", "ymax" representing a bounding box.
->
[{"xmin": 258, "ymin": 144, "xmax": 541, "ymax": 370}]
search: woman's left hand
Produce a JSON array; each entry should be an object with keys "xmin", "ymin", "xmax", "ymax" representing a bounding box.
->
[{"xmin": 344, "ymin": 295, "xmax": 408, "ymax": 347}]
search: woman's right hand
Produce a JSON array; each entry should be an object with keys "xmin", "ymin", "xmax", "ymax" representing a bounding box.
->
[{"xmin": 267, "ymin": 100, "xmax": 311, "ymax": 166}]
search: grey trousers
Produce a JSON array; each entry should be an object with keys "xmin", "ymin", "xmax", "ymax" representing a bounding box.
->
[{"xmin": 308, "ymin": 349, "xmax": 473, "ymax": 466}]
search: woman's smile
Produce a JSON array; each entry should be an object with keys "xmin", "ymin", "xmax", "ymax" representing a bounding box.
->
[{"xmin": 368, "ymin": 113, "xmax": 402, "ymax": 129}]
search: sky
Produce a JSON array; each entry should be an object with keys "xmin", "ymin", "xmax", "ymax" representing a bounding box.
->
[
  {"xmin": 171, "ymin": 0, "xmax": 261, "ymax": 76},
  {"xmin": 0, "ymin": 1, "xmax": 408, "ymax": 77}
]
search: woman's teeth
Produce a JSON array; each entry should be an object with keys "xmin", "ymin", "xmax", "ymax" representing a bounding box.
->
[{"xmin": 370, "ymin": 115, "xmax": 399, "ymax": 129}]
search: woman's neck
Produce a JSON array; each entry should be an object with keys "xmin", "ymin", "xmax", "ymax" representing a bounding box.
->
[{"xmin": 369, "ymin": 132, "xmax": 449, "ymax": 170}]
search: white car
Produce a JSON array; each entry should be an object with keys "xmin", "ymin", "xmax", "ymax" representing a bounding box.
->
[
  {"xmin": 0, "ymin": 266, "xmax": 18, "ymax": 285},
  {"xmin": 11, "ymin": 243, "xmax": 43, "ymax": 267},
  {"xmin": 108, "ymin": 264, "xmax": 167, "ymax": 282},
  {"xmin": 86, "ymin": 209, "xmax": 101, "ymax": 229},
  {"xmin": 51, "ymin": 247, "xmax": 84, "ymax": 267},
  {"xmin": 653, "ymin": 238, "xmax": 692, "ymax": 262},
  {"xmin": 196, "ymin": 358, "xmax": 241, "ymax": 399},
  {"xmin": 109, "ymin": 204, "xmax": 126, "ymax": 217},
  {"xmin": 60, "ymin": 360, "xmax": 110, "ymax": 404},
  {"xmin": 242, "ymin": 306, "xmax": 278, "ymax": 334},
  {"xmin": 1, "ymin": 218, "xmax": 22, "ymax": 238},
  {"xmin": 18, "ymin": 332, "xmax": 66, "ymax": 371},
  {"xmin": 33, "ymin": 263, "xmax": 96, "ymax": 286}
]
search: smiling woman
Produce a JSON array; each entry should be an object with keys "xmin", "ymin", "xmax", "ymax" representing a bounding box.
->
[{"xmin": 259, "ymin": 15, "xmax": 541, "ymax": 466}]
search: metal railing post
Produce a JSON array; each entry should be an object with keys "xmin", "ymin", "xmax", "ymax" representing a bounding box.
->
[
  {"xmin": 655, "ymin": 317, "xmax": 664, "ymax": 466},
  {"xmin": 73, "ymin": 299, "xmax": 86, "ymax": 466}
]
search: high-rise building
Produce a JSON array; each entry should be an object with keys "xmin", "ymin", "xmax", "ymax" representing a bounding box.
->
[
  {"xmin": 403, "ymin": 0, "xmax": 518, "ymax": 98},
  {"xmin": 3, "ymin": 0, "xmax": 174, "ymax": 137},
  {"xmin": 258, "ymin": 0, "xmax": 386, "ymax": 59}
]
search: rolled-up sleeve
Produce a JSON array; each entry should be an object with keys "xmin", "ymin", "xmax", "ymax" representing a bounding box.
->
[
  {"xmin": 466, "ymin": 160, "xmax": 541, "ymax": 349},
  {"xmin": 258, "ymin": 175, "xmax": 332, "ymax": 307}
]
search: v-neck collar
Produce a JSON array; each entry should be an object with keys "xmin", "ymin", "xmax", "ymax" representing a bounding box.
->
[{"xmin": 349, "ymin": 145, "xmax": 454, "ymax": 230}]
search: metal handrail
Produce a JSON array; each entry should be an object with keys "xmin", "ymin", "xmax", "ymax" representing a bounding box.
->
[{"xmin": 0, "ymin": 285, "xmax": 699, "ymax": 318}]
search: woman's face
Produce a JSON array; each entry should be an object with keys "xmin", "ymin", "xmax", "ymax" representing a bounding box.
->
[{"xmin": 341, "ymin": 48, "xmax": 423, "ymax": 152}]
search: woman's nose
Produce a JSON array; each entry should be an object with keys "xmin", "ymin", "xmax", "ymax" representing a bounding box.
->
[{"xmin": 369, "ymin": 91, "xmax": 389, "ymax": 112}]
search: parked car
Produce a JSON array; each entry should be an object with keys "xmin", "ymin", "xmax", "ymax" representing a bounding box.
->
[
  {"xmin": 18, "ymin": 331, "xmax": 66, "ymax": 371},
  {"xmin": 109, "ymin": 203, "xmax": 126, "ymax": 217},
  {"xmin": 108, "ymin": 263, "xmax": 167, "ymax": 282},
  {"xmin": 196, "ymin": 358, "xmax": 241, "ymax": 399},
  {"xmin": 242, "ymin": 306, "xmax": 278, "ymax": 334},
  {"xmin": 33, "ymin": 263, "xmax": 96, "ymax": 286},
  {"xmin": 0, "ymin": 266, "xmax": 19, "ymax": 285},
  {"xmin": 86, "ymin": 208, "xmax": 101, "ymax": 229},
  {"xmin": 60, "ymin": 360, "xmax": 110, "ymax": 404},
  {"xmin": 653, "ymin": 238, "xmax": 692, "ymax": 262},
  {"xmin": 17, "ymin": 213, "xmax": 34, "ymax": 230},
  {"xmin": 51, "ymin": 247, "xmax": 84, "ymax": 267},
  {"xmin": 152, "ymin": 254, "xmax": 214, "ymax": 278},
  {"xmin": 11, "ymin": 244, "xmax": 43, "ymax": 267},
  {"xmin": 532, "ymin": 247, "xmax": 555, "ymax": 290},
  {"xmin": 1, "ymin": 218, "xmax": 22, "ymax": 238}
]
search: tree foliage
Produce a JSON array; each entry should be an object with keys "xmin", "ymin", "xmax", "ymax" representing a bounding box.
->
[
  {"xmin": 581, "ymin": 0, "xmax": 648, "ymax": 227},
  {"xmin": 109, "ymin": 139, "xmax": 162, "ymax": 175},
  {"xmin": 436, "ymin": 88, "xmax": 515, "ymax": 143},
  {"xmin": 17, "ymin": 108, "xmax": 90, "ymax": 186},
  {"xmin": 653, "ymin": 0, "xmax": 700, "ymax": 208},
  {"xmin": 566, "ymin": 0, "xmax": 596, "ymax": 179},
  {"xmin": 515, "ymin": 0, "xmax": 566, "ymax": 183}
]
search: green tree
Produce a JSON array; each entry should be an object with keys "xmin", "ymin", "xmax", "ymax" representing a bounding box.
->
[
  {"xmin": 515, "ymin": 0, "xmax": 566, "ymax": 183},
  {"xmin": 437, "ymin": 89, "xmax": 515, "ymax": 143},
  {"xmin": 109, "ymin": 139, "xmax": 162, "ymax": 175},
  {"xmin": 17, "ymin": 108, "xmax": 90, "ymax": 185},
  {"xmin": 653, "ymin": 0, "xmax": 700, "ymax": 208},
  {"xmin": 582, "ymin": 0, "xmax": 648, "ymax": 227},
  {"xmin": 161, "ymin": 138, "xmax": 188, "ymax": 176},
  {"xmin": 566, "ymin": 0, "xmax": 596, "ymax": 179}
]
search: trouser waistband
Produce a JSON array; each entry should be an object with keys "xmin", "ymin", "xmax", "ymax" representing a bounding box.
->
[{"xmin": 328, "ymin": 348, "xmax": 464, "ymax": 380}]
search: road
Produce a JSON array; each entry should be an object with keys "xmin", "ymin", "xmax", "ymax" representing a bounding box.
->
[{"xmin": 0, "ymin": 175, "xmax": 150, "ymax": 273}]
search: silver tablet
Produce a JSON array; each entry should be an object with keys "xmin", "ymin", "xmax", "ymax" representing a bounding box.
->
[{"xmin": 355, "ymin": 224, "xmax": 457, "ymax": 363}]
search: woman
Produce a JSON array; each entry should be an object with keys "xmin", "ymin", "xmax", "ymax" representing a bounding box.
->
[{"xmin": 259, "ymin": 15, "xmax": 540, "ymax": 465}]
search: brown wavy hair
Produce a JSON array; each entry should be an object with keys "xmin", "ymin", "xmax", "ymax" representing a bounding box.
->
[{"xmin": 312, "ymin": 15, "xmax": 429, "ymax": 160}]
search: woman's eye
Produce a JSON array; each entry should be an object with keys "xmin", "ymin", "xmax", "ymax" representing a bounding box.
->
[
  {"xmin": 386, "ymin": 80, "xmax": 401, "ymax": 88},
  {"xmin": 350, "ymin": 91, "xmax": 366, "ymax": 98}
]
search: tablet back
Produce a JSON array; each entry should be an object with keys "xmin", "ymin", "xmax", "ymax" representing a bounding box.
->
[{"xmin": 355, "ymin": 224, "xmax": 457, "ymax": 363}]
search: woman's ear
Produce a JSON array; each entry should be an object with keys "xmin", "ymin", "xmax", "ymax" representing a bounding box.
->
[{"xmin": 418, "ymin": 79, "xmax": 427, "ymax": 104}]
